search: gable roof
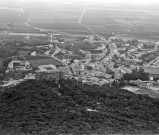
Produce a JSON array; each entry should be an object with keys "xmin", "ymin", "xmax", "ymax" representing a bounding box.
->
[{"xmin": 119, "ymin": 66, "xmax": 132, "ymax": 74}]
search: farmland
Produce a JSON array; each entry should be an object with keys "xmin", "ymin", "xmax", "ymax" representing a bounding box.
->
[
  {"xmin": 1, "ymin": 0, "xmax": 159, "ymax": 41},
  {"xmin": 0, "ymin": 9, "xmax": 24, "ymax": 28},
  {"xmin": 4, "ymin": 34, "xmax": 49, "ymax": 43}
]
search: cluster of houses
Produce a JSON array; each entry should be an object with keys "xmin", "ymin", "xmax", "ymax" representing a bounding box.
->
[
  {"xmin": 1, "ymin": 34, "xmax": 159, "ymax": 96},
  {"xmin": 1, "ymin": 55, "xmax": 65, "ymax": 88}
]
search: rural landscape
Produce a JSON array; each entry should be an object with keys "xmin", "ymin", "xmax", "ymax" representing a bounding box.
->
[
  {"xmin": 1, "ymin": 0, "xmax": 159, "ymax": 134},
  {"xmin": 1, "ymin": 0, "xmax": 159, "ymax": 40}
]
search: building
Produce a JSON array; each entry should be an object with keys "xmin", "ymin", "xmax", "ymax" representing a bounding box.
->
[
  {"xmin": 130, "ymin": 80, "xmax": 155, "ymax": 89},
  {"xmin": 118, "ymin": 66, "xmax": 132, "ymax": 74},
  {"xmin": 7, "ymin": 60, "xmax": 31, "ymax": 72},
  {"xmin": 35, "ymin": 65, "xmax": 64, "ymax": 80}
]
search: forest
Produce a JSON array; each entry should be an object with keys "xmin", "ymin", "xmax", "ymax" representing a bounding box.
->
[{"xmin": 0, "ymin": 79, "xmax": 159, "ymax": 134}]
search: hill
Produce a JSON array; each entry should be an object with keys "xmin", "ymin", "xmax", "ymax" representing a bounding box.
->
[{"xmin": 0, "ymin": 79, "xmax": 159, "ymax": 134}]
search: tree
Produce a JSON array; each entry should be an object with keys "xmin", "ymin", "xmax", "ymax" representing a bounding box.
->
[
  {"xmin": 121, "ymin": 68, "xmax": 149, "ymax": 81},
  {"xmin": 114, "ymin": 63, "xmax": 119, "ymax": 68},
  {"xmin": 86, "ymin": 66, "xmax": 93, "ymax": 71}
]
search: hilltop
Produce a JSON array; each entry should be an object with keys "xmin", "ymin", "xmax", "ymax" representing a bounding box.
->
[{"xmin": 0, "ymin": 79, "xmax": 159, "ymax": 134}]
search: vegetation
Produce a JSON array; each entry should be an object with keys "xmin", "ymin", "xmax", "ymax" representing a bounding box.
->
[
  {"xmin": 0, "ymin": 79, "xmax": 159, "ymax": 134},
  {"xmin": 121, "ymin": 68, "xmax": 149, "ymax": 81},
  {"xmin": 141, "ymin": 51, "xmax": 159, "ymax": 63}
]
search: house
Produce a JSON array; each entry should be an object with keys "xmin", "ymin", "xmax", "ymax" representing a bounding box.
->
[
  {"xmin": 82, "ymin": 80, "xmax": 92, "ymax": 85},
  {"xmin": 120, "ymin": 54, "xmax": 126, "ymax": 58},
  {"xmin": 24, "ymin": 73, "xmax": 35, "ymax": 80},
  {"xmin": 113, "ymin": 69, "xmax": 123, "ymax": 79},
  {"xmin": 125, "ymin": 44, "xmax": 130, "ymax": 46},
  {"xmin": 87, "ymin": 77, "xmax": 100, "ymax": 83},
  {"xmin": 137, "ymin": 43, "xmax": 143, "ymax": 49},
  {"xmin": 35, "ymin": 65, "xmax": 64, "ymax": 80},
  {"xmin": 118, "ymin": 66, "xmax": 132, "ymax": 74},
  {"xmin": 99, "ymin": 79, "xmax": 110, "ymax": 85},
  {"xmin": 31, "ymin": 51, "xmax": 37, "ymax": 56}
]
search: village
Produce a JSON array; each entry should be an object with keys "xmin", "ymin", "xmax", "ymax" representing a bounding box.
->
[{"xmin": 0, "ymin": 33, "xmax": 159, "ymax": 96}]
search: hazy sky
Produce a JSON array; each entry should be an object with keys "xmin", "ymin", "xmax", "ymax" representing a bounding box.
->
[
  {"xmin": 3, "ymin": 0, "xmax": 159, "ymax": 4},
  {"xmin": 20, "ymin": 0, "xmax": 158, "ymax": 3},
  {"xmin": 0, "ymin": 0, "xmax": 159, "ymax": 8}
]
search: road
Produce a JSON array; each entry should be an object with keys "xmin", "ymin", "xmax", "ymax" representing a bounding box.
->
[
  {"xmin": 145, "ymin": 41, "xmax": 159, "ymax": 67},
  {"xmin": 79, "ymin": 0, "xmax": 89, "ymax": 23},
  {"xmin": 78, "ymin": 0, "xmax": 115, "ymax": 64},
  {"xmin": 51, "ymin": 46, "xmax": 61, "ymax": 57}
]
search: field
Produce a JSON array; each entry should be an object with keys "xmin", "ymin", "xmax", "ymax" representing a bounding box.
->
[
  {"xmin": 29, "ymin": 22, "xmax": 89, "ymax": 34},
  {"xmin": 4, "ymin": 34, "xmax": 49, "ymax": 43},
  {"xmin": 23, "ymin": 0, "xmax": 89, "ymax": 34},
  {"xmin": 1, "ymin": 0, "xmax": 159, "ymax": 41},
  {"xmin": 0, "ymin": 8, "xmax": 26, "ymax": 29},
  {"xmin": 81, "ymin": 7, "xmax": 159, "ymax": 38}
]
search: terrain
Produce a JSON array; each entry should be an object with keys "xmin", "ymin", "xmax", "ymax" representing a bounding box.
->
[
  {"xmin": 0, "ymin": 79, "xmax": 159, "ymax": 134},
  {"xmin": 1, "ymin": 0, "xmax": 159, "ymax": 41}
]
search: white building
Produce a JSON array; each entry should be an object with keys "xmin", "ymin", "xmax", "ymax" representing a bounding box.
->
[{"xmin": 8, "ymin": 60, "xmax": 31, "ymax": 71}]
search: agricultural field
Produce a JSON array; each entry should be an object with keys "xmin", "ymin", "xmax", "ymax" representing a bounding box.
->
[
  {"xmin": 0, "ymin": 8, "xmax": 26, "ymax": 29},
  {"xmin": 24, "ymin": 0, "xmax": 89, "ymax": 34},
  {"xmin": 3, "ymin": 34, "xmax": 49, "ymax": 43},
  {"xmin": 1, "ymin": 0, "xmax": 159, "ymax": 41},
  {"xmin": 81, "ymin": 5, "xmax": 159, "ymax": 40},
  {"xmin": 29, "ymin": 22, "xmax": 89, "ymax": 34}
]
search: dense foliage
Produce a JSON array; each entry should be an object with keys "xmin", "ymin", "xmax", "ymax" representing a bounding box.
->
[
  {"xmin": 0, "ymin": 79, "xmax": 159, "ymax": 134},
  {"xmin": 121, "ymin": 68, "xmax": 149, "ymax": 81}
]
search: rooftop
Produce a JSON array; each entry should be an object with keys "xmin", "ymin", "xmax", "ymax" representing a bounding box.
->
[{"xmin": 119, "ymin": 66, "xmax": 132, "ymax": 74}]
